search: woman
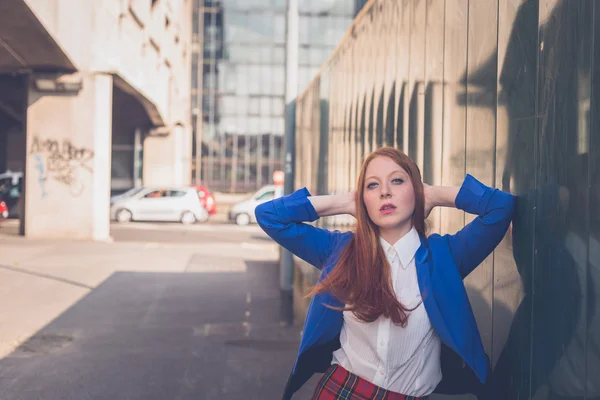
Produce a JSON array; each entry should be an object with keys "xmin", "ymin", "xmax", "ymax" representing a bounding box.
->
[{"xmin": 256, "ymin": 147, "xmax": 516, "ymax": 400}]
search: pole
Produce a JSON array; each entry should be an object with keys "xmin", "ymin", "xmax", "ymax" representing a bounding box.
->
[
  {"xmin": 194, "ymin": 1, "xmax": 205, "ymax": 186},
  {"xmin": 280, "ymin": 0, "xmax": 298, "ymax": 327}
]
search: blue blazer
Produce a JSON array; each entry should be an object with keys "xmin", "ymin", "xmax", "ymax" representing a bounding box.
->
[{"xmin": 255, "ymin": 175, "xmax": 516, "ymax": 399}]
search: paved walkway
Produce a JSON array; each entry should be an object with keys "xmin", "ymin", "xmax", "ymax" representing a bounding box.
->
[{"xmin": 0, "ymin": 222, "xmax": 318, "ymax": 399}]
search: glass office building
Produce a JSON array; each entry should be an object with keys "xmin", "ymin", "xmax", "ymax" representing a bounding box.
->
[{"xmin": 191, "ymin": 0, "xmax": 365, "ymax": 193}]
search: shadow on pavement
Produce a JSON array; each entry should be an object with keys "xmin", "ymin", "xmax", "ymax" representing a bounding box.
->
[
  {"xmin": 0, "ymin": 260, "xmax": 317, "ymax": 399},
  {"xmin": 250, "ymin": 235, "xmax": 273, "ymax": 242}
]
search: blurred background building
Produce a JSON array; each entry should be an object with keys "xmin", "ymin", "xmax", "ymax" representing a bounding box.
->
[
  {"xmin": 0, "ymin": 0, "xmax": 192, "ymax": 239},
  {"xmin": 192, "ymin": 0, "xmax": 367, "ymax": 193}
]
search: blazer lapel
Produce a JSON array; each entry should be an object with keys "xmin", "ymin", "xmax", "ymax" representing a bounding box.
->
[{"xmin": 415, "ymin": 239, "xmax": 454, "ymax": 351}]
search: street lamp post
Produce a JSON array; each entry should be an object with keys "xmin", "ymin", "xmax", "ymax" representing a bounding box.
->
[
  {"xmin": 280, "ymin": 0, "xmax": 298, "ymax": 327},
  {"xmin": 194, "ymin": 1, "xmax": 205, "ymax": 186}
]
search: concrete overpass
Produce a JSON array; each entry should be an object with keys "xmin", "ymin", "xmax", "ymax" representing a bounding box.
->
[{"xmin": 0, "ymin": 0, "xmax": 192, "ymax": 240}]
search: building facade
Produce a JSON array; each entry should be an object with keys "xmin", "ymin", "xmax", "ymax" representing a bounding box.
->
[
  {"xmin": 0, "ymin": 0, "xmax": 192, "ymax": 239},
  {"xmin": 192, "ymin": 0, "xmax": 365, "ymax": 193},
  {"xmin": 293, "ymin": 0, "xmax": 600, "ymax": 398}
]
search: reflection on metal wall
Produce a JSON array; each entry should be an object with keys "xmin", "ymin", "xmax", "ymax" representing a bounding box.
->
[{"xmin": 294, "ymin": 0, "xmax": 600, "ymax": 398}]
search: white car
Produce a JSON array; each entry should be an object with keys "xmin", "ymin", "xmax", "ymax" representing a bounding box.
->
[
  {"xmin": 228, "ymin": 184, "xmax": 283, "ymax": 226},
  {"xmin": 110, "ymin": 187, "xmax": 208, "ymax": 224}
]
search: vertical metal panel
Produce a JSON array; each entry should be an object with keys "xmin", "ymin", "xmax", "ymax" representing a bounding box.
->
[
  {"xmin": 423, "ymin": 0, "xmax": 445, "ymax": 233},
  {"xmin": 490, "ymin": 1, "xmax": 539, "ymax": 397},
  {"xmin": 312, "ymin": 83, "xmax": 321, "ymax": 196},
  {"xmin": 531, "ymin": 1, "xmax": 592, "ymax": 397},
  {"xmin": 394, "ymin": 0, "xmax": 404, "ymax": 150},
  {"xmin": 359, "ymin": 96, "xmax": 366, "ymax": 171},
  {"xmin": 464, "ymin": 0, "xmax": 499, "ymax": 359},
  {"xmin": 318, "ymin": 70, "xmax": 330, "ymax": 198},
  {"xmin": 364, "ymin": 13, "xmax": 376, "ymax": 156},
  {"xmin": 357, "ymin": 18, "xmax": 368, "ymax": 167},
  {"xmin": 440, "ymin": 0, "xmax": 468, "ymax": 235},
  {"xmin": 347, "ymin": 43, "xmax": 358, "ymax": 192},
  {"xmin": 408, "ymin": 0, "xmax": 426, "ymax": 169},
  {"xmin": 384, "ymin": 0, "xmax": 398, "ymax": 147},
  {"xmin": 374, "ymin": 0, "xmax": 386, "ymax": 149},
  {"xmin": 587, "ymin": 3, "xmax": 600, "ymax": 397},
  {"xmin": 376, "ymin": 86, "xmax": 385, "ymax": 149},
  {"xmin": 398, "ymin": 0, "xmax": 412, "ymax": 154},
  {"xmin": 368, "ymin": 88, "xmax": 375, "ymax": 156}
]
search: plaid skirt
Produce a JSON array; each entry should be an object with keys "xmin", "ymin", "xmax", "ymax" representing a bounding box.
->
[{"xmin": 312, "ymin": 364, "xmax": 430, "ymax": 400}]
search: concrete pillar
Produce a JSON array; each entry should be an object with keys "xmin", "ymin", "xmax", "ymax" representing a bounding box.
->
[
  {"xmin": 143, "ymin": 124, "xmax": 192, "ymax": 187},
  {"xmin": 24, "ymin": 73, "xmax": 113, "ymax": 240}
]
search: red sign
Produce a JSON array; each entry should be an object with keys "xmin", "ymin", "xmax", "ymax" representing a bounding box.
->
[{"xmin": 273, "ymin": 170, "xmax": 284, "ymax": 185}]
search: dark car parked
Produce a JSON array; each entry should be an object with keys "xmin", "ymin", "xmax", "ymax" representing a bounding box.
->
[{"xmin": 0, "ymin": 171, "xmax": 22, "ymax": 219}]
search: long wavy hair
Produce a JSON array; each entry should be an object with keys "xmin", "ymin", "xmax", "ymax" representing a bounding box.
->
[{"xmin": 307, "ymin": 147, "xmax": 426, "ymax": 326}]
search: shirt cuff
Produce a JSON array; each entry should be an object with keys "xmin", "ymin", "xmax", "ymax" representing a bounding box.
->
[
  {"xmin": 273, "ymin": 187, "xmax": 320, "ymax": 223},
  {"xmin": 455, "ymin": 174, "xmax": 494, "ymax": 216}
]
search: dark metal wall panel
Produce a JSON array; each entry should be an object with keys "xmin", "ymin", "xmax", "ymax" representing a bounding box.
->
[
  {"xmin": 490, "ymin": 0, "xmax": 539, "ymax": 398},
  {"xmin": 318, "ymin": 70, "xmax": 330, "ymax": 197},
  {"xmin": 531, "ymin": 1, "xmax": 593, "ymax": 398},
  {"xmin": 587, "ymin": 3, "xmax": 600, "ymax": 396}
]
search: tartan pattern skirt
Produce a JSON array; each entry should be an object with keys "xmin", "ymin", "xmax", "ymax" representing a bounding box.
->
[{"xmin": 311, "ymin": 364, "xmax": 430, "ymax": 400}]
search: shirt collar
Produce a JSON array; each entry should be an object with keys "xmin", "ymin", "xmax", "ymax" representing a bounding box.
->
[{"xmin": 380, "ymin": 227, "xmax": 421, "ymax": 269}]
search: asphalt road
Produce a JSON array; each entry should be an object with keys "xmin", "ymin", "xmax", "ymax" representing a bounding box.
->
[{"xmin": 0, "ymin": 220, "xmax": 319, "ymax": 400}]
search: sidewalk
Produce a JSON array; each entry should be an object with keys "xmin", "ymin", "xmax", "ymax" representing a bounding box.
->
[{"xmin": 0, "ymin": 223, "xmax": 318, "ymax": 399}]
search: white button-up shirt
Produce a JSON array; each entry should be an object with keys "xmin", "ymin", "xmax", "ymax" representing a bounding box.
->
[{"xmin": 331, "ymin": 227, "xmax": 442, "ymax": 396}]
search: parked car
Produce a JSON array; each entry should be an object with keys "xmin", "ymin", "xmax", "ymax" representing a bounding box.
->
[
  {"xmin": 110, "ymin": 187, "xmax": 208, "ymax": 224},
  {"xmin": 110, "ymin": 187, "xmax": 145, "ymax": 206},
  {"xmin": 0, "ymin": 170, "xmax": 22, "ymax": 218},
  {"xmin": 228, "ymin": 184, "xmax": 283, "ymax": 226},
  {"xmin": 192, "ymin": 185, "xmax": 217, "ymax": 215},
  {"xmin": 0, "ymin": 200, "xmax": 8, "ymax": 222}
]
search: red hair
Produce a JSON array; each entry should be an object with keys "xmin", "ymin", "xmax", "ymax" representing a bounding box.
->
[{"xmin": 307, "ymin": 147, "xmax": 426, "ymax": 326}]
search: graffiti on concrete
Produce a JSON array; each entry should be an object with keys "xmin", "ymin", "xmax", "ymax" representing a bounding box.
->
[
  {"xmin": 29, "ymin": 136, "xmax": 94, "ymax": 197},
  {"xmin": 33, "ymin": 154, "xmax": 47, "ymax": 199}
]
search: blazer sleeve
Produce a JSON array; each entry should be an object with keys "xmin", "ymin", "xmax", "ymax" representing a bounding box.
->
[
  {"xmin": 255, "ymin": 187, "xmax": 345, "ymax": 270},
  {"xmin": 445, "ymin": 174, "xmax": 517, "ymax": 278}
]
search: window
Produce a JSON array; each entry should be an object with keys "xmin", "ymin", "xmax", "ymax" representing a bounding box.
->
[
  {"xmin": 260, "ymin": 97, "xmax": 271, "ymax": 115},
  {"xmin": 274, "ymin": 14, "xmax": 285, "ymax": 43},
  {"xmin": 256, "ymin": 190, "xmax": 274, "ymax": 201},
  {"xmin": 7, "ymin": 185, "xmax": 19, "ymax": 198},
  {"xmin": 249, "ymin": 96, "xmax": 260, "ymax": 115},
  {"xmin": 273, "ymin": 46, "xmax": 285, "ymax": 64},
  {"xmin": 144, "ymin": 190, "xmax": 166, "ymax": 198},
  {"xmin": 166, "ymin": 190, "xmax": 187, "ymax": 198}
]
